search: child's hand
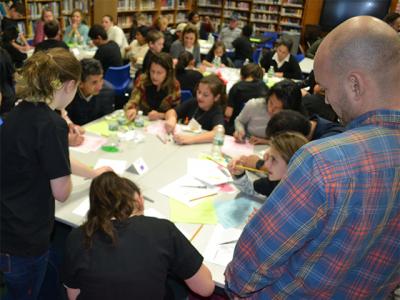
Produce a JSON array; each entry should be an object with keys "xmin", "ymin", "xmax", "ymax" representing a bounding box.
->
[
  {"xmin": 148, "ymin": 110, "xmax": 160, "ymax": 121},
  {"xmin": 227, "ymin": 158, "xmax": 245, "ymax": 176},
  {"xmin": 233, "ymin": 130, "xmax": 245, "ymax": 143},
  {"xmin": 125, "ymin": 108, "xmax": 137, "ymax": 121},
  {"xmin": 173, "ymin": 133, "xmax": 193, "ymax": 145},
  {"xmin": 249, "ymin": 136, "xmax": 269, "ymax": 145},
  {"xmin": 68, "ymin": 131, "xmax": 84, "ymax": 147},
  {"xmin": 164, "ymin": 119, "xmax": 176, "ymax": 134}
]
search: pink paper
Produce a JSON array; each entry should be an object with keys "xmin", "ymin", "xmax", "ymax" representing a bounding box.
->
[
  {"xmin": 146, "ymin": 121, "xmax": 168, "ymax": 136},
  {"xmin": 70, "ymin": 135, "xmax": 107, "ymax": 153},
  {"xmin": 222, "ymin": 136, "xmax": 254, "ymax": 158},
  {"xmin": 218, "ymin": 183, "xmax": 237, "ymax": 193}
]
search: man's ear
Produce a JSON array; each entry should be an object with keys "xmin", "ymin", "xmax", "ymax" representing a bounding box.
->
[{"xmin": 346, "ymin": 72, "xmax": 364, "ymax": 101}]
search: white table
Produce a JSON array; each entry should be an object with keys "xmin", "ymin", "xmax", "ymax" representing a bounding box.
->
[
  {"xmin": 299, "ymin": 57, "xmax": 314, "ymax": 74},
  {"xmin": 55, "ymin": 118, "xmax": 265, "ymax": 287}
]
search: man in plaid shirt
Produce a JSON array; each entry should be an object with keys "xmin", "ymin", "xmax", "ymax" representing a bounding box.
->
[{"xmin": 225, "ymin": 16, "xmax": 400, "ymax": 299}]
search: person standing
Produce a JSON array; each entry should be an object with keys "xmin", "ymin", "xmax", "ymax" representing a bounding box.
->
[{"xmin": 225, "ymin": 16, "xmax": 400, "ymax": 299}]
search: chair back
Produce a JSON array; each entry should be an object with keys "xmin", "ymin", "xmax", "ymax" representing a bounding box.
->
[
  {"xmin": 104, "ymin": 63, "xmax": 132, "ymax": 96},
  {"xmin": 253, "ymin": 48, "xmax": 262, "ymax": 64},
  {"xmin": 181, "ymin": 90, "xmax": 193, "ymax": 103},
  {"xmin": 262, "ymin": 32, "xmax": 278, "ymax": 49},
  {"xmin": 295, "ymin": 53, "xmax": 305, "ymax": 62}
]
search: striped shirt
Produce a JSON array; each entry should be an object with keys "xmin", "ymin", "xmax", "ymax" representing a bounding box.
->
[{"xmin": 225, "ymin": 109, "xmax": 400, "ymax": 299}]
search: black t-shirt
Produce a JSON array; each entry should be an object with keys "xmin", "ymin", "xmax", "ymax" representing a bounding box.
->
[
  {"xmin": 2, "ymin": 42, "xmax": 27, "ymax": 68},
  {"xmin": 232, "ymin": 36, "xmax": 253, "ymax": 61},
  {"xmin": 176, "ymin": 69, "xmax": 203, "ymax": 95},
  {"xmin": 94, "ymin": 40, "xmax": 122, "ymax": 73},
  {"xmin": 0, "ymin": 101, "xmax": 71, "ymax": 256},
  {"xmin": 66, "ymin": 81, "xmax": 115, "ymax": 125},
  {"xmin": 205, "ymin": 51, "xmax": 230, "ymax": 66},
  {"xmin": 1, "ymin": 17, "xmax": 17, "ymax": 31},
  {"xmin": 62, "ymin": 216, "xmax": 203, "ymax": 300},
  {"xmin": 174, "ymin": 98, "xmax": 224, "ymax": 131},
  {"xmin": 302, "ymin": 93, "xmax": 338, "ymax": 123},
  {"xmin": 260, "ymin": 50, "xmax": 303, "ymax": 80},
  {"xmin": 145, "ymin": 83, "xmax": 168, "ymax": 111},
  {"xmin": 34, "ymin": 39, "xmax": 69, "ymax": 53},
  {"xmin": 310, "ymin": 114, "xmax": 344, "ymax": 140}
]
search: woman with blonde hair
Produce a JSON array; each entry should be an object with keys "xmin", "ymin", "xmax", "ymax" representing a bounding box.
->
[
  {"xmin": 62, "ymin": 172, "xmax": 214, "ymax": 299},
  {"xmin": 33, "ymin": 7, "xmax": 55, "ymax": 46},
  {"xmin": 63, "ymin": 8, "xmax": 89, "ymax": 45}
]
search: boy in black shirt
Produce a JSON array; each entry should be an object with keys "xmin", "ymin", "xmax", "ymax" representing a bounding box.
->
[
  {"xmin": 34, "ymin": 20, "xmax": 69, "ymax": 53},
  {"xmin": 232, "ymin": 24, "xmax": 254, "ymax": 68},
  {"xmin": 89, "ymin": 24, "xmax": 122, "ymax": 73}
]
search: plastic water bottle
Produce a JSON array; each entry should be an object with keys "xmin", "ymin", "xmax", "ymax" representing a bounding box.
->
[
  {"xmin": 134, "ymin": 110, "xmax": 144, "ymax": 127},
  {"xmin": 268, "ymin": 66, "xmax": 275, "ymax": 78},
  {"xmin": 208, "ymin": 32, "xmax": 214, "ymax": 44},
  {"xmin": 211, "ymin": 125, "xmax": 225, "ymax": 158},
  {"xmin": 243, "ymin": 58, "xmax": 250, "ymax": 66},
  {"xmin": 213, "ymin": 56, "xmax": 221, "ymax": 67}
]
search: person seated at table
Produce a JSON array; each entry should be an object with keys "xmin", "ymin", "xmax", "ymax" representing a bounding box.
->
[
  {"xmin": 128, "ymin": 13, "xmax": 149, "ymax": 43},
  {"xmin": 260, "ymin": 38, "xmax": 302, "ymax": 80},
  {"xmin": 0, "ymin": 48, "xmax": 15, "ymax": 116},
  {"xmin": 1, "ymin": 27, "xmax": 27, "ymax": 68},
  {"xmin": 140, "ymin": 29, "xmax": 164, "ymax": 76},
  {"xmin": 237, "ymin": 109, "xmax": 344, "ymax": 197},
  {"xmin": 173, "ymin": 22, "xmax": 187, "ymax": 42},
  {"xmin": 219, "ymin": 14, "xmax": 241, "ymax": 50},
  {"xmin": 63, "ymin": 8, "xmax": 89, "ymax": 45},
  {"xmin": 175, "ymin": 51, "xmax": 203, "ymax": 96},
  {"xmin": 66, "ymin": 58, "xmax": 115, "ymax": 126},
  {"xmin": 170, "ymin": 24, "xmax": 201, "ymax": 66},
  {"xmin": 199, "ymin": 16, "xmax": 215, "ymax": 40},
  {"xmin": 125, "ymin": 52, "xmax": 180, "ymax": 121},
  {"xmin": 62, "ymin": 171, "xmax": 214, "ymax": 300},
  {"xmin": 228, "ymin": 131, "xmax": 308, "ymax": 198},
  {"xmin": 187, "ymin": 10, "xmax": 201, "ymax": 32},
  {"xmin": 125, "ymin": 25, "xmax": 150, "ymax": 78},
  {"xmin": 164, "ymin": 74, "xmax": 226, "ymax": 145},
  {"xmin": 383, "ymin": 12, "xmax": 400, "ymax": 33},
  {"xmin": 34, "ymin": 20, "xmax": 69, "ymax": 53},
  {"xmin": 101, "ymin": 14, "xmax": 128, "ymax": 58},
  {"xmin": 153, "ymin": 15, "xmax": 174, "ymax": 53},
  {"xmin": 233, "ymin": 79, "xmax": 304, "ymax": 145},
  {"xmin": 224, "ymin": 63, "xmax": 268, "ymax": 135},
  {"xmin": 89, "ymin": 24, "xmax": 123, "ymax": 73},
  {"xmin": 232, "ymin": 24, "xmax": 253, "ymax": 68},
  {"xmin": 32, "ymin": 7, "xmax": 56, "ymax": 46},
  {"xmin": 202, "ymin": 41, "xmax": 231, "ymax": 68}
]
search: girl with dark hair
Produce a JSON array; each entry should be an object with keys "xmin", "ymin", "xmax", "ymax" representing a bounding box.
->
[
  {"xmin": 124, "ymin": 52, "xmax": 181, "ymax": 121},
  {"xmin": 234, "ymin": 79, "xmax": 304, "ymax": 144},
  {"xmin": 175, "ymin": 51, "xmax": 203, "ymax": 95},
  {"xmin": 202, "ymin": 40, "xmax": 231, "ymax": 68},
  {"xmin": 165, "ymin": 74, "xmax": 226, "ymax": 144},
  {"xmin": 62, "ymin": 171, "xmax": 214, "ymax": 299},
  {"xmin": 125, "ymin": 25, "xmax": 150, "ymax": 77},
  {"xmin": 260, "ymin": 38, "xmax": 303, "ymax": 80}
]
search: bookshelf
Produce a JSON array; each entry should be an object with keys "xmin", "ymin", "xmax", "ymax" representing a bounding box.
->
[
  {"xmin": 23, "ymin": 0, "xmax": 91, "ymax": 38},
  {"xmin": 195, "ymin": 0, "xmax": 305, "ymax": 35}
]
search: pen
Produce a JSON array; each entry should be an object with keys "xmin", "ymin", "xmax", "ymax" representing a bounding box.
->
[
  {"xmin": 218, "ymin": 240, "xmax": 238, "ymax": 245},
  {"xmin": 156, "ymin": 133, "xmax": 167, "ymax": 144},
  {"xmin": 143, "ymin": 195, "xmax": 155, "ymax": 203},
  {"xmin": 180, "ymin": 185, "xmax": 207, "ymax": 189}
]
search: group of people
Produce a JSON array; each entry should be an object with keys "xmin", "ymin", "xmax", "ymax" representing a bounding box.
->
[{"xmin": 0, "ymin": 2, "xmax": 399, "ymax": 298}]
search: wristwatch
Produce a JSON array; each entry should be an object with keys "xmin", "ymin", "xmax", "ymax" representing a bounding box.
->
[{"xmin": 255, "ymin": 159, "xmax": 265, "ymax": 170}]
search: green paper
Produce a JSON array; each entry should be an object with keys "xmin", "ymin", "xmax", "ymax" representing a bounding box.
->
[
  {"xmin": 85, "ymin": 121, "xmax": 112, "ymax": 136},
  {"xmin": 101, "ymin": 145, "xmax": 119, "ymax": 153},
  {"xmin": 169, "ymin": 198, "xmax": 218, "ymax": 224}
]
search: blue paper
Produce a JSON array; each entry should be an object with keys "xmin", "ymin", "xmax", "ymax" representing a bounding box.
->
[{"xmin": 214, "ymin": 197, "xmax": 261, "ymax": 229}]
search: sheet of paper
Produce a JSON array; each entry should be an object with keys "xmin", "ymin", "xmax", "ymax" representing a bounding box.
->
[
  {"xmin": 187, "ymin": 158, "xmax": 231, "ymax": 186},
  {"xmin": 159, "ymin": 175, "xmax": 218, "ymax": 207},
  {"xmin": 214, "ymin": 197, "xmax": 261, "ymax": 229},
  {"xmin": 169, "ymin": 198, "xmax": 218, "ymax": 224},
  {"xmin": 203, "ymin": 224, "xmax": 242, "ymax": 266},
  {"xmin": 144, "ymin": 208, "xmax": 166, "ymax": 219},
  {"xmin": 146, "ymin": 121, "xmax": 168, "ymax": 136},
  {"xmin": 69, "ymin": 134, "xmax": 107, "ymax": 153},
  {"xmin": 85, "ymin": 120, "xmax": 113, "ymax": 137},
  {"xmin": 222, "ymin": 135, "xmax": 254, "ymax": 159},
  {"xmin": 72, "ymin": 197, "xmax": 89, "ymax": 217},
  {"xmin": 94, "ymin": 158, "xmax": 128, "ymax": 175}
]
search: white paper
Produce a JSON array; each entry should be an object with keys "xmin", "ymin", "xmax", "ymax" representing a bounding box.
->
[
  {"xmin": 144, "ymin": 208, "xmax": 166, "ymax": 219},
  {"xmin": 94, "ymin": 158, "xmax": 128, "ymax": 175},
  {"xmin": 187, "ymin": 158, "xmax": 231, "ymax": 186},
  {"xmin": 72, "ymin": 197, "xmax": 90, "ymax": 217},
  {"xmin": 204, "ymin": 224, "xmax": 242, "ymax": 266},
  {"xmin": 158, "ymin": 175, "xmax": 218, "ymax": 207},
  {"xmin": 132, "ymin": 157, "xmax": 149, "ymax": 175}
]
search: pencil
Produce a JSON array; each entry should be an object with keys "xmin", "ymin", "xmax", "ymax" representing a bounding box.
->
[
  {"xmin": 190, "ymin": 224, "xmax": 204, "ymax": 242},
  {"xmin": 189, "ymin": 193, "xmax": 218, "ymax": 202},
  {"xmin": 236, "ymin": 165, "xmax": 268, "ymax": 174}
]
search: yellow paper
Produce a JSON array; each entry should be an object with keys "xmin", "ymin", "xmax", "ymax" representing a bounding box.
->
[
  {"xmin": 169, "ymin": 197, "xmax": 217, "ymax": 224},
  {"xmin": 85, "ymin": 121, "xmax": 112, "ymax": 137}
]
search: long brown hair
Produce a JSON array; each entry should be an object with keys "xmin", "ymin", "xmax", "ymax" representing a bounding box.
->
[
  {"xmin": 181, "ymin": 24, "xmax": 199, "ymax": 46},
  {"xmin": 16, "ymin": 48, "xmax": 81, "ymax": 104},
  {"xmin": 82, "ymin": 172, "xmax": 143, "ymax": 249},
  {"xmin": 145, "ymin": 52, "xmax": 176, "ymax": 94},
  {"xmin": 198, "ymin": 74, "xmax": 227, "ymax": 107},
  {"xmin": 270, "ymin": 131, "xmax": 308, "ymax": 164}
]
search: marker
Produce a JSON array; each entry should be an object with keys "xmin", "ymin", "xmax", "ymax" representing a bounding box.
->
[{"xmin": 180, "ymin": 185, "xmax": 208, "ymax": 189}]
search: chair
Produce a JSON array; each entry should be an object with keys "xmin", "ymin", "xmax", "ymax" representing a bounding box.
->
[
  {"xmin": 181, "ymin": 90, "xmax": 193, "ymax": 103},
  {"xmin": 252, "ymin": 47, "xmax": 262, "ymax": 64},
  {"xmin": 261, "ymin": 31, "xmax": 278, "ymax": 49},
  {"xmin": 295, "ymin": 53, "xmax": 305, "ymax": 62},
  {"xmin": 104, "ymin": 63, "xmax": 132, "ymax": 96}
]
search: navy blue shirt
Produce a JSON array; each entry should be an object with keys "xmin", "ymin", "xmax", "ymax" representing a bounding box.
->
[{"xmin": 310, "ymin": 114, "xmax": 345, "ymax": 140}]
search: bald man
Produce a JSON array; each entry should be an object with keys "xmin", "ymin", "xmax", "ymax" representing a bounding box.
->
[{"xmin": 225, "ymin": 16, "xmax": 400, "ymax": 299}]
